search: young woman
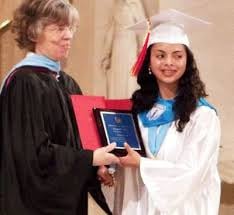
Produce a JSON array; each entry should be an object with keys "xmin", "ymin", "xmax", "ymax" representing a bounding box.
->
[
  {"xmin": 0, "ymin": 0, "xmax": 118, "ymax": 214},
  {"xmin": 111, "ymin": 10, "xmax": 221, "ymax": 215}
]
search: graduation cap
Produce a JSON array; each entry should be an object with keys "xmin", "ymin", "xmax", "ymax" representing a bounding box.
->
[{"xmin": 128, "ymin": 9, "xmax": 211, "ymax": 76}]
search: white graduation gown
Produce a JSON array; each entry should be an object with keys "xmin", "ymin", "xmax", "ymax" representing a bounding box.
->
[{"xmin": 104, "ymin": 106, "xmax": 221, "ymax": 215}]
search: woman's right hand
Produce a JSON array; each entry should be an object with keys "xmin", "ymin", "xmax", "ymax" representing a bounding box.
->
[
  {"xmin": 93, "ymin": 142, "xmax": 120, "ymax": 166},
  {"xmin": 119, "ymin": 143, "xmax": 141, "ymax": 168}
]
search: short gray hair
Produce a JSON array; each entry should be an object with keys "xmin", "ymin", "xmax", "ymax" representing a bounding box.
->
[{"xmin": 12, "ymin": 0, "xmax": 79, "ymax": 51}]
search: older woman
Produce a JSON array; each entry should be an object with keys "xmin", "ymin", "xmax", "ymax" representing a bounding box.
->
[{"xmin": 0, "ymin": 0, "xmax": 118, "ymax": 214}]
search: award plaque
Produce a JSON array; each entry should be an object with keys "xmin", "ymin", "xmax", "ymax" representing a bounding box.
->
[{"xmin": 93, "ymin": 108, "xmax": 145, "ymax": 156}]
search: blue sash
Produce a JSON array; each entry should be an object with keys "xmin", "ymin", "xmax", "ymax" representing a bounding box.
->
[
  {"xmin": 139, "ymin": 97, "xmax": 215, "ymax": 155},
  {"xmin": 0, "ymin": 52, "xmax": 60, "ymax": 93}
]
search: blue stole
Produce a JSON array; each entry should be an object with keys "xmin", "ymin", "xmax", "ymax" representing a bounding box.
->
[
  {"xmin": 139, "ymin": 97, "xmax": 215, "ymax": 155},
  {"xmin": 0, "ymin": 52, "xmax": 61, "ymax": 93}
]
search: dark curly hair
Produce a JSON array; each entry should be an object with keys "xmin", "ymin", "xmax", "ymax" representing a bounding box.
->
[
  {"xmin": 11, "ymin": 0, "xmax": 79, "ymax": 51},
  {"xmin": 132, "ymin": 45, "xmax": 208, "ymax": 132}
]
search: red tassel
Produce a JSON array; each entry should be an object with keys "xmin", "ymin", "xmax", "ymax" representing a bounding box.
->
[{"xmin": 131, "ymin": 30, "xmax": 150, "ymax": 76}]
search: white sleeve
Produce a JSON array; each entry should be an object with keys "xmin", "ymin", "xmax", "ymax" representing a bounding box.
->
[{"xmin": 140, "ymin": 107, "xmax": 221, "ymax": 212}]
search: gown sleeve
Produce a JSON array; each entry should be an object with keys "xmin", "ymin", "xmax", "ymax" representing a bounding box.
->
[
  {"xmin": 59, "ymin": 71, "xmax": 112, "ymax": 214},
  {"xmin": 59, "ymin": 71, "xmax": 83, "ymax": 94},
  {"xmin": 0, "ymin": 70, "xmax": 95, "ymax": 214},
  {"xmin": 139, "ymin": 107, "xmax": 221, "ymax": 213}
]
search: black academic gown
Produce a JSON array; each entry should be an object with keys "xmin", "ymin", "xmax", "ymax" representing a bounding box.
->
[{"xmin": 0, "ymin": 66, "xmax": 111, "ymax": 215}]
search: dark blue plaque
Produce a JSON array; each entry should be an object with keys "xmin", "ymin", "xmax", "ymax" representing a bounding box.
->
[{"xmin": 93, "ymin": 108, "xmax": 145, "ymax": 156}]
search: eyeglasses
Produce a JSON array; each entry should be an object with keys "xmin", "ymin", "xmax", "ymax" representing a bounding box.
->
[{"xmin": 45, "ymin": 24, "xmax": 78, "ymax": 35}]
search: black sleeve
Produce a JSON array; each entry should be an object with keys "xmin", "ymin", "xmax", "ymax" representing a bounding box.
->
[
  {"xmin": 59, "ymin": 71, "xmax": 112, "ymax": 214},
  {"xmin": 0, "ymin": 71, "xmax": 94, "ymax": 214},
  {"xmin": 59, "ymin": 71, "xmax": 83, "ymax": 95}
]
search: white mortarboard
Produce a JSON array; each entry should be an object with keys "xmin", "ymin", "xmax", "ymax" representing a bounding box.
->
[{"xmin": 128, "ymin": 9, "xmax": 211, "ymax": 76}]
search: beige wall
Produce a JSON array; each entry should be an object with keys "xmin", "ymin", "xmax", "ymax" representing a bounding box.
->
[
  {"xmin": 65, "ymin": 0, "xmax": 95, "ymax": 94},
  {"xmin": 0, "ymin": 0, "xmax": 24, "ymax": 80}
]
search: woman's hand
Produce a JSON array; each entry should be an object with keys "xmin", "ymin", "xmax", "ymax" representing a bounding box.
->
[
  {"xmin": 97, "ymin": 165, "xmax": 115, "ymax": 187},
  {"xmin": 93, "ymin": 142, "xmax": 119, "ymax": 166},
  {"xmin": 119, "ymin": 143, "xmax": 141, "ymax": 168}
]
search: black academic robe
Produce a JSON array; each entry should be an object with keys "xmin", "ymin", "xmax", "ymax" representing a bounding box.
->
[{"xmin": 0, "ymin": 66, "xmax": 111, "ymax": 215}]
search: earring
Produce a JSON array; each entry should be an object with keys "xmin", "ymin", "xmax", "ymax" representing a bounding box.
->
[{"xmin": 148, "ymin": 67, "xmax": 152, "ymax": 75}]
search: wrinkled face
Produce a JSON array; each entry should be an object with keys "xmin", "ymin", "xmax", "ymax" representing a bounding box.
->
[
  {"xmin": 150, "ymin": 43, "xmax": 187, "ymax": 88},
  {"xmin": 35, "ymin": 23, "xmax": 76, "ymax": 61}
]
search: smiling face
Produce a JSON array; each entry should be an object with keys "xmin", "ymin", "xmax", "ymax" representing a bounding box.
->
[
  {"xmin": 150, "ymin": 43, "xmax": 187, "ymax": 95},
  {"xmin": 35, "ymin": 23, "xmax": 76, "ymax": 61}
]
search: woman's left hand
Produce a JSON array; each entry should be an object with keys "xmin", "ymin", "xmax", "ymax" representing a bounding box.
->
[
  {"xmin": 119, "ymin": 143, "xmax": 141, "ymax": 168},
  {"xmin": 97, "ymin": 165, "xmax": 115, "ymax": 187}
]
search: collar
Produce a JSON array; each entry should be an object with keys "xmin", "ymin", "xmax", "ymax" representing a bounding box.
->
[
  {"xmin": 139, "ymin": 97, "xmax": 215, "ymax": 127},
  {"xmin": 13, "ymin": 52, "xmax": 61, "ymax": 75},
  {"xmin": 0, "ymin": 53, "xmax": 61, "ymax": 94}
]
